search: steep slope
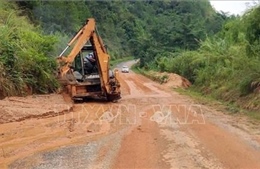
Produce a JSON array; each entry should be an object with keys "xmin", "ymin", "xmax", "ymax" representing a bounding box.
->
[{"xmin": 0, "ymin": 1, "xmax": 58, "ymax": 97}]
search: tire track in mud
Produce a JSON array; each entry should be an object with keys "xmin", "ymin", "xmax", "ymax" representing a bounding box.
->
[
  {"xmin": 9, "ymin": 128, "xmax": 128, "ymax": 169},
  {"xmin": 0, "ymin": 95, "xmax": 73, "ymax": 124},
  {"xmin": 158, "ymin": 111, "xmax": 223, "ymax": 169},
  {"xmin": 112, "ymin": 69, "xmax": 260, "ymax": 169},
  {"xmin": 0, "ymin": 99, "xmax": 132, "ymax": 169},
  {"xmin": 123, "ymin": 77, "xmax": 171, "ymax": 99},
  {"xmin": 3, "ymin": 60, "xmax": 260, "ymax": 169}
]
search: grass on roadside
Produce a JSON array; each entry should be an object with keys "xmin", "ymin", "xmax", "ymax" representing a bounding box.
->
[
  {"xmin": 175, "ymin": 87, "xmax": 260, "ymax": 121},
  {"xmin": 132, "ymin": 62, "xmax": 260, "ymax": 121}
]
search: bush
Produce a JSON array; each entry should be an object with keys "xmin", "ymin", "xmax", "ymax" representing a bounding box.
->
[{"xmin": 0, "ymin": 1, "xmax": 59, "ymax": 97}]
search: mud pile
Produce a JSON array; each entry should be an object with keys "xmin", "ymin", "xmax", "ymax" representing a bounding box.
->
[
  {"xmin": 165, "ymin": 73, "xmax": 192, "ymax": 88},
  {"xmin": 150, "ymin": 71, "xmax": 191, "ymax": 88},
  {"xmin": 0, "ymin": 94, "xmax": 72, "ymax": 124}
]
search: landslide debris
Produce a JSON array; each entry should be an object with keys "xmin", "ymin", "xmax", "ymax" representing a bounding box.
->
[{"xmin": 0, "ymin": 94, "xmax": 72, "ymax": 124}]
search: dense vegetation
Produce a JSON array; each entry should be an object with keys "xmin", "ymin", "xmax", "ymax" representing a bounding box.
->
[
  {"xmin": 0, "ymin": 1, "xmax": 58, "ymax": 97},
  {"xmin": 16, "ymin": 0, "xmax": 225, "ymax": 58},
  {"xmin": 1, "ymin": 0, "xmax": 223, "ymax": 97},
  {"xmin": 148, "ymin": 6, "xmax": 260, "ymax": 111},
  {"xmin": 0, "ymin": 0, "xmax": 259, "ymax": 112}
]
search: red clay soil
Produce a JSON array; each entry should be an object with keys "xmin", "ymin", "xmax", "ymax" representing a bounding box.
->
[{"xmin": 0, "ymin": 61, "xmax": 260, "ymax": 169}]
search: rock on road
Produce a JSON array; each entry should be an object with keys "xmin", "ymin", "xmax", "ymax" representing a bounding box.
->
[{"xmin": 1, "ymin": 60, "xmax": 260, "ymax": 169}]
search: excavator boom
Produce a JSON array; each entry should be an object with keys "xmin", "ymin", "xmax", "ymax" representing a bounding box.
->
[{"xmin": 57, "ymin": 18, "xmax": 121, "ymax": 101}]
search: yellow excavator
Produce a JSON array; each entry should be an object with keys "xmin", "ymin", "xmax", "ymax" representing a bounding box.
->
[{"xmin": 56, "ymin": 18, "xmax": 121, "ymax": 101}]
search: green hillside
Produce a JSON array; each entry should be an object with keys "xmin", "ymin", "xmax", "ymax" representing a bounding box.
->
[
  {"xmin": 0, "ymin": 0, "xmax": 259, "ymax": 112},
  {"xmin": 16, "ymin": 0, "xmax": 225, "ymax": 59},
  {"xmin": 0, "ymin": 1, "xmax": 58, "ymax": 97}
]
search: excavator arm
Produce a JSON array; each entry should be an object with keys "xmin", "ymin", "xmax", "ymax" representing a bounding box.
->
[
  {"xmin": 57, "ymin": 18, "xmax": 121, "ymax": 101},
  {"xmin": 57, "ymin": 18, "xmax": 95, "ymax": 76}
]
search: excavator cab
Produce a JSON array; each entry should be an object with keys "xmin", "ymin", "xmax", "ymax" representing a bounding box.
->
[
  {"xmin": 57, "ymin": 18, "xmax": 121, "ymax": 101},
  {"xmin": 72, "ymin": 46, "xmax": 98, "ymax": 79},
  {"xmin": 71, "ymin": 45, "xmax": 102, "ymax": 93}
]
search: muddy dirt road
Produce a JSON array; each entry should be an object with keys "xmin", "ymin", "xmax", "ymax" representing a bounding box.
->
[{"xmin": 1, "ymin": 60, "xmax": 260, "ymax": 169}]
